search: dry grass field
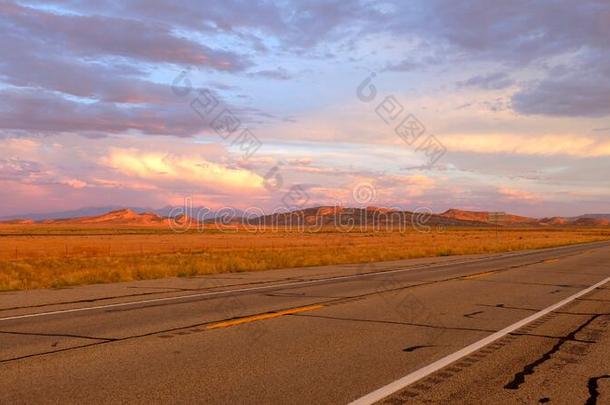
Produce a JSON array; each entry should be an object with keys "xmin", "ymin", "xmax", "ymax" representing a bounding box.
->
[{"xmin": 1, "ymin": 224, "xmax": 609, "ymax": 291}]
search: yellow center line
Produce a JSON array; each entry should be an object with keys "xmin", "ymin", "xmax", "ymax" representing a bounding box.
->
[
  {"xmin": 462, "ymin": 271, "xmax": 497, "ymax": 280},
  {"xmin": 543, "ymin": 259, "xmax": 559, "ymax": 264},
  {"xmin": 206, "ymin": 304, "xmax": 324, "ymax": 330}
]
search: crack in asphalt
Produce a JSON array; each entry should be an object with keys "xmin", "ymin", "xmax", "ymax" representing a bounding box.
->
[
  {"xmin": 482, "ymin": 303, "xmax": 609, "ymax": 318},
  {"xmin": 586, "ymin": 374, "xmax": 610, "ymax": 405},
  {"xmin": 578, "ymin": 298, "xmax": 610, "ymax": 303},
  {"xmin": 0, "ymin": 330, "xmax": 114, "ymax": 341},
  {"xmin": 126, "ymin": 286, "xmax": 193, "ymax": 291},
  {"xmin": 470, "ymin": 279, "xmax": 585, "ymax": 289},
  {"xmin": 403, "ymin": 345, "xmax": 434, "ymax": 353},
  {"xmin": 0, "ymin": 278, "xmax": 302, "ymax": 313},
  {"xmin": 481, "ymin": 303, "xmax": 539, "ymax": 312},
  {"xmin": 504, "ymin": 314, "xmax": 605, "ymax": 390},
  {"xmin": 264, "ymin": 292, "xmax": 341, "ymax": 299},
  {"xmin": 293, "ymin": 313, "xmax": 497, "ymax": 333},
  {"xmin": 464, "ymin": 310, "xmax": 484, "ymax": 319},
  {"xmin": 550, "ymin": 289, "xmax": 563, "ymax": 294},
  {"xmin": 292, "ymin": 313, "xmax": 596, "ymax": 344},
  {"xmin": 508, "ymin": 332, "xmax": 594, "ymax": 344}
]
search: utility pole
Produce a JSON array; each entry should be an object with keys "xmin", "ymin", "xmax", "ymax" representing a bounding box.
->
[{"xmin": 488, "ymin": 212, "xmax": 506, "ymax": 244}]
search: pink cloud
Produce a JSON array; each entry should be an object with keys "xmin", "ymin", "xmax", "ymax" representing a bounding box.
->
[{"xmin": 498, "ymin": 187, "xmax": 542, "ymax": 204}]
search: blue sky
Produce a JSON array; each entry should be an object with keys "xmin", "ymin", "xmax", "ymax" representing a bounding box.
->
[{"xmin": 1, "ymin": 0, "xmax": 609, "ymax": 217}]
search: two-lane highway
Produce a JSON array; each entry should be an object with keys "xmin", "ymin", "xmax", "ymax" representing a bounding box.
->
[{"xmin": 1, "ymin": 241, "xmax": 610, "ymax": 404}]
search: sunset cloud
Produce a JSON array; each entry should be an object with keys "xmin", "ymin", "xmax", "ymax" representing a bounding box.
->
[
  {"xmin": 498, "ymin": 187, "xmax": 542, "ymax": 204},
  {"xmin": 61, "ymin": 179, "xmax": 88, "ymax": 189},
  {"xmin": 105, "ymin": 149, "xmax": 265, "ymax": 191},
  {"xmin": 443, "ymin": 134, "xmax": 610, "ymax": 157}
]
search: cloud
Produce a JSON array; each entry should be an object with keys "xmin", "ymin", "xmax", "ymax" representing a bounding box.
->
[
  {"xmin": 0, "ymin": 158, "xmax": 42, "ymax": 180},
  {"xmin": 0, "ymin": 1, "xmax": 268, "ymax": 139},
  {"xmin": 386, "ymin": 175, "xmax": 436, "ymax": 199},
  {"xmin": 443, "ymin": 134, "xmax": 610, "ymax": 157},
  {"xmin": 0, "ymin": 88, "xmax": 209, "ymax": 136},
  {"xmin": 0, "ymin": 1, "xmax": 250, "ymax": 70},
  {"xmin": 458, "ymin": 72, "xmax": 514, "ymax": 90},
  {"xmin": 306, "ymin": 173, "xmax": 437, "ymax": 207},
  {"xmin": 105, "ymin": 149, "xmax": 265, "ymax": 191},
  {"xmin": 249, "ymin": 67, "xmax": 293, "ymax": 80},
  {"xmin": 0, "ymin": 37, "xmax": 173, "ymax": 104},
  {"xmin": 385, "ymin": 1, "xmax": 610, "ymax": 118},
  {"xmin": 498, "ymin": 187, "xmax": 542, "ymax": 204},
  {"xmin": 61, "ymin": 179, "xmax": 88, "ymax": 189},
  {"xmin": 78, "ymin": 0, "xmax": 287, "ymax": 36},
  {"xmin": 406, "ymin": 0, "xmax": 610, "ymax": 63},
  {"xmin": 383, "ymin": 59, "xmax": 419, "ymax": 72},
  {"xmin": 513, "ymin": 78, "xmax": 610, "ymax": 117},
  {"xmin": 512, "ymin": 55, "xmax": 610, "ymax": 117},
  {"xmin": 22, "ymin": 0, "xmax": 377, "ymax": 50},
  {"xmin": 17, "ymin": 1, "xmax": 610, "ymax": 64}
]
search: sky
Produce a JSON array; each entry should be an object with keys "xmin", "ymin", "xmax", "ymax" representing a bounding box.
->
[{"xmin": 1, "ymin": 0, "xmax": 609, "ymax": 218}]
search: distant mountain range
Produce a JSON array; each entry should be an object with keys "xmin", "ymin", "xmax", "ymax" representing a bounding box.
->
[
  {"xmin": 0, "ymin": 206, "xmax": 151, "ymax": 221},
  {"xmin": 440, "ymin": 209, "xmax": 609, "ymax": 227},
  {"xmin": 0, "ymin": 206, "xmax": 234, "ymax": 221},
  {"xmin": 1, "ymin": 207, "xmax": 609, "ymax": 227},
  {"xmin": 440, "ymin": 209, "xmax": 537, "ymax": 225}
]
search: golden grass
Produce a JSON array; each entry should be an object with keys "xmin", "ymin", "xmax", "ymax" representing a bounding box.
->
[{"xmin": 1, "ymin": 225, "xmax": 609, "ymax": 291}]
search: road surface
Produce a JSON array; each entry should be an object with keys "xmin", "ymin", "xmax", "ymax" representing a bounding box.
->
[{"xmin": 1, "ymin": 241, "xmax": 610, "ymax": 404}]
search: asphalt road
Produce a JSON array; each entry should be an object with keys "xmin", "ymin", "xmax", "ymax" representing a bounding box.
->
[{"xmin": 1, "ymin": 241, "xmax": 610, "ymax": 404}]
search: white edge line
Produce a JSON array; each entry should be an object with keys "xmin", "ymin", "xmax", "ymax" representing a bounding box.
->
[
  {"xmin": 0, "ymin": 242, "xmax": 604, "ymax": 322},
  {"xmin": 348, "ymin": 275, "xmax": 610, "ymax": 405}
]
